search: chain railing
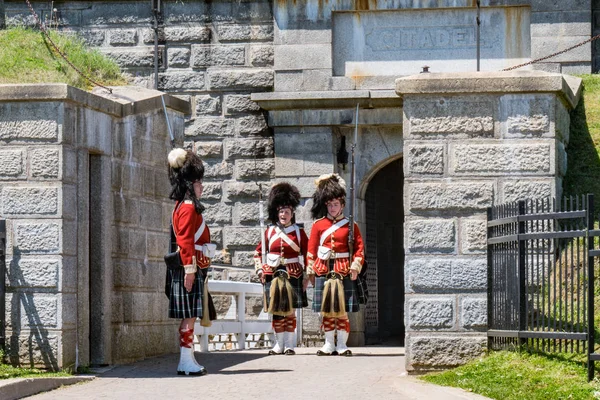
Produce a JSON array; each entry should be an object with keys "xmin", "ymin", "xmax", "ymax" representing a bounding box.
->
[
  {"xmin": 502, "ymin": 34, "xmax": 600, "ymax": 71},
  {"xmin": 23, "ymin": 0, "xmax": 112, "ymax": 93},
  {"xmin": 17, "ymin": 1, "xmax": 600, "ymax": 83}
]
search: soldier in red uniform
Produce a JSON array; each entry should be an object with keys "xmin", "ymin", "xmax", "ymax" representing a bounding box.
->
[
  {"xmin": 167, "ymin": 148, "xmax": 216, "ymax": 376},
  {"xmin": 254, "ymin": 183, "xmax": 308, "ymax": 355},
  {"xmin": 307, "ymin": 174, "xmax": 364, "ymax": 356}
]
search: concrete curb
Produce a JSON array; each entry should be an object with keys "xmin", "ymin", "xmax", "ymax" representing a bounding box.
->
[{"xmin": 0, "ymin": 376, "xmax": 95, "ymax": 400}]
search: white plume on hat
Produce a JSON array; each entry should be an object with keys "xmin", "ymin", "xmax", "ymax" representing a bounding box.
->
[{"xmin": 168, "ymin": 148, "xmax": 187, "ymax": 168}]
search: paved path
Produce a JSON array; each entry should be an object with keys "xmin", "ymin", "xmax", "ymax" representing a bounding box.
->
[{"xmin": 28, "ymin": 347, "xmax": 489, "ymax": 400}]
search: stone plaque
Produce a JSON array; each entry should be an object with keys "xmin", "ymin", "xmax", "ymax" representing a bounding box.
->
[{"xmin": 333, "ymin": 6, "xmax": 531, "ymax": 76}]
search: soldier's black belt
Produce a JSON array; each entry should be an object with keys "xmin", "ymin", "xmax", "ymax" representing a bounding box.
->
[
  {"xmin": 325, "ymin": 271, "xmax": 343, "ymax": 280},
  {"xmin": 273, "ymin": 269, "xmax": 290, "ymax": 279}
]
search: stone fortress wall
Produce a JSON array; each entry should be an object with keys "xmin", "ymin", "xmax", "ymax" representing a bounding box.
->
[
  {"xmin": 0, "ymin": 0, "xmax": 591, "ymax": 370},
  {"xmin": 2, "ymin": 0, "xmax": 590, "ymax": 269},
  {"xmin": 0, "ymin": 84, "xmax": 188, "ymax": 369}
]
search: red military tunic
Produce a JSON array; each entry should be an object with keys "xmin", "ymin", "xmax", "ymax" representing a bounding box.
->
[
  {"xmin": 307, "ymin": 215, "xmax": 364, "ymax": 277},
  {"xmin": 173, "ymin": 200, "xmax": 211, "ymax": 270},
  {"xmin": 254, "ymin": 224, "xmax": 308, "ymax": 278}
]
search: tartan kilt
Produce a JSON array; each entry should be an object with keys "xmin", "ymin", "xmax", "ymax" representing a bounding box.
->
[
  {"xmin": 356, "ymin": 259, "xmax": 369, "ymax": 305},
  {"xmin": 356, "ymin": 275, "xmax": 368, "ymax": 305},
  {"xmin": 264, "ymin": 270, "xmax": 307, "ymax": 309},
  {"xmin": 167, "ymin": 268, "xmax": 205, "ymax": 319},
  {"xmin": 312, "ymin": 275, "xmax": 359, "ymax": 313}
]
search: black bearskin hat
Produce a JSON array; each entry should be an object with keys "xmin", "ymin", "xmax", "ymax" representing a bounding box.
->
[
  {"xmin": 310, "ymin": 173, "xmax": 346, "ymax": 219},
  {"xmin": 267, "ymin": 182, "xmax": 301, "ymax": 223},
  {"xmin": 167, "ymin": 148, "xmax": 205, "ymax": 202}
]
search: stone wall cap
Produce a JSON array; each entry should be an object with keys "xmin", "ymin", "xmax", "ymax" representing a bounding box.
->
[
  {"xmin": 0, "ymin": 84, "xmax": 190, "ymax": 117},
  {"xmin": 395, "ymin": 71, "xmax": 582, "ymax": 109},
  {"xmin": 334, "ymin": 4, "xmax": 530, "ymax": 14},
  {"xmin": 93, "ymin": 86, "xmax": 191, "ymax": 116},
  {"xmin": 251, "ymin": 90, "xmax": 402, "ymax": 110}
]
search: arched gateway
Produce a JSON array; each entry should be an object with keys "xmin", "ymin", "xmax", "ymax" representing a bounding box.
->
[
  {"xmin": 364, "ymin": 158, "xmax": 405, "ymax": 345},
  {"xmin": 254, "ymin": 71, "xmax": 581, "ymax": 372},
  {"xmin": 251, "ymin": 1, "xmax": 579, "ymax": 373},
  {"xmin": 248, "ymin": 85, "xmax": 406, "ymax": 346}
]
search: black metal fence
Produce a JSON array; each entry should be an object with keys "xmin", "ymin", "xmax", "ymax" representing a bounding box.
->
[{"xmin": 487, "ymin": 194, "xmax": 600, "ymax": 380}]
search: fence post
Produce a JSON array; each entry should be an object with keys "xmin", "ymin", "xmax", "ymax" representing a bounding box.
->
[
  {"xmin": 0, "ymin": 220, "xmax": 5, "ymax": 353},
  {"xmin": 296, "ymin": 308, "xmax": 303, "ymax": 347},
  {"xmin": 587, "ymin": 194, "xmax": 595, "ymax": 381},
  {"xmin": 518, "ymin": 200, "xmax": 527, "ymax": 347},
  {"xmin": 486, "ymin": 206, "xmax": 493, "ymax": 350}
]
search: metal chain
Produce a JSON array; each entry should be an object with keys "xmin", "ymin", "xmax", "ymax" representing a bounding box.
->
[
  {"xmin": 24, "ymin": 0, "xmax": 113, "ymax": 93},
  {"xmin": 21, "ymin": 0, "xmax": 600, "ymax": 86},
  {"xmin": 502, "ymin": 34, "xmax": 600, "ymax": 71}
]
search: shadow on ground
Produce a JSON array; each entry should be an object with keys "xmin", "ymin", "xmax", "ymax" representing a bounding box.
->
[
  {"xmin": 97, "ymin": 346, "xmax": 405, "ymax": 378},
  {"xmin": 98, "ymin": 351, "xmax": 289, "ymax": 378}
]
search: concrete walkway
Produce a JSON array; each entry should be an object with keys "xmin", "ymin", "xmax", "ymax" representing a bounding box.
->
[{"xmin": 25, "ymin": 347, "xmax": 489, "ymax": 400}]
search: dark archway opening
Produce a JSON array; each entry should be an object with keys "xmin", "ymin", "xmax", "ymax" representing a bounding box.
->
[{"xmin": 365, "ymin": 158, "xmax": 405, "ymax": 345}]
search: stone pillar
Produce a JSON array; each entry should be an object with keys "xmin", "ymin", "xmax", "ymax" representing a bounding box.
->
[
  {"xmin": 396, "ymin": 71, "xmax": 580, "ymax": 372},
  {"xmin": 0, "ymin": 85, "xmax": 189, "ymax": 369},
  {"xmin": 0, "ymin": 100, "xmax": 72, "ymax": 370}
]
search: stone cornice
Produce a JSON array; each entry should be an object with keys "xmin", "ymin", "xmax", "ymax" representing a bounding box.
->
[
  {"xmin": 395, "ymin": 71, "xmax": 582, "ymax": 109},
  {"xmin": 251, "ymin": 89, "xmax": 403, "ymax": 110},
  {"xmin": 0, "ymin": 84, "xmax": 191, "ymax": 117}
]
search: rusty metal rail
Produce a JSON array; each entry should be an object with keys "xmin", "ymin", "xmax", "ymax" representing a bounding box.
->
[
  {"xmin": 23, "ymin": 0, "xmax": 113, "ymax": 92},
  {"xmin": 502, "ymin": 34, "xmax": 600, "ymax": 71}
]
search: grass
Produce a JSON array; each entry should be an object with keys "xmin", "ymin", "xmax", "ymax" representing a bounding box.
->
[
  {"xmin": 421, "ymin": 351, "xmax": 600, "ymax": 400},
  {"xmin": 565, "ymin": 74, "xmax": 600, "ymax": 344},
  {"xmin": 563, "ymin": 74, "xmax": 600, "ymax": 200},
  {"xmin": 0, "ymin": 26, "xmax": 127, "ymax": 90},
  {"xmin": 0, "ymin": 363, "xmax": 70, "ymax": 379},
  {"xmin": 0, "ymin": 348, "xmax": 71, "ymax": 379},
  {"xmin": 420, "ymin": 75, "xmax": 600, "ymax": 399}
]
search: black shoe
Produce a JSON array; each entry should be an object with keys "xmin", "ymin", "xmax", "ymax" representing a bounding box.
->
[
  {"xmin": 316, "ymin": 350, "xmax": 332, "ymax": 356},
  {"xmin": 284, "ymin": 349, "xmax": 296, "ymax": 355},
  {"xmin": 339, "ymin": 350, "xmax": 352, "ymax": 357},
  {"xmin": 268, "ymin": 350, "xmax": 282, "ymax": 355},
  {"xmin": 177, "ymin": 367, "xmax": 207, "ymax": 376}
]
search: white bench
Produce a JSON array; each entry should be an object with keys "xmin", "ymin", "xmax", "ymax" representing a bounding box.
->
[{"xmin": 193, "ymin": 280, "xmax": 274, "ymax": 352}]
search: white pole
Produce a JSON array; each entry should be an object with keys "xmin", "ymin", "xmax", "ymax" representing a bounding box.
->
[{"xmin": 296, "ymin": 308, "xmax": 303, "ymax": 346}]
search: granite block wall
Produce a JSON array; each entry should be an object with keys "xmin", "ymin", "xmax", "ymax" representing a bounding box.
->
[
  {"xmin": 0, "ymin": 85, "xmax": 187, "ymax": 369},
  {"xmin": 398, "ymin": 71, "xmax": 577, "ymax": 372}
]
